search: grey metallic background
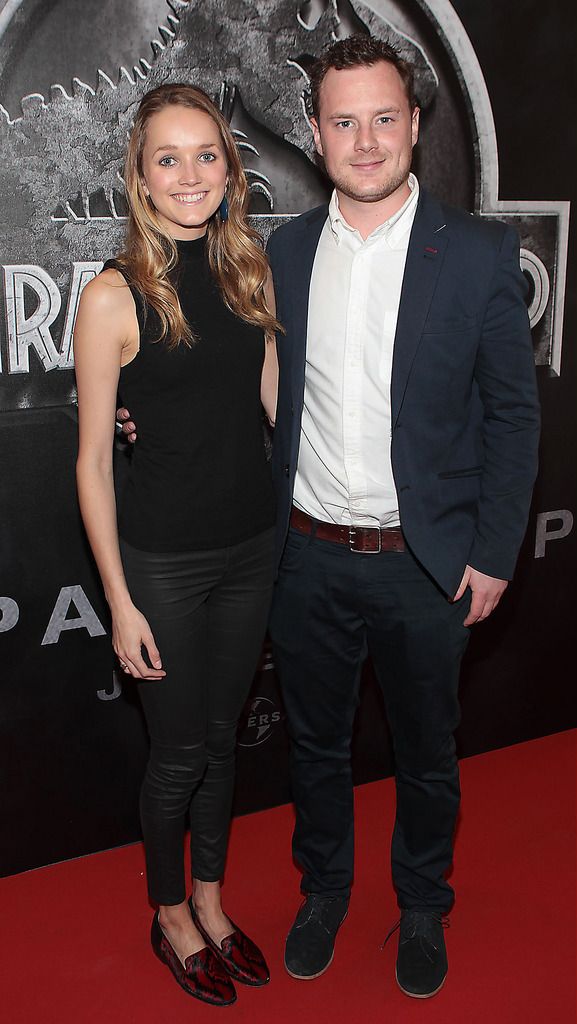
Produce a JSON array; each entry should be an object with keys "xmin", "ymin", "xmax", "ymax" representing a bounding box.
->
[
  {"xmin": 0, "ymin": 0, "xmax": 569, "ymax": 414},
  {"xmin": 0, "ymin": 0, "xmax": 575, "ymax": 876}
]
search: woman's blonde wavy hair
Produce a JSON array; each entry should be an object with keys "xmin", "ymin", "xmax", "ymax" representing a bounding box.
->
[{"xmin": 117, "ymin": 83, "xmax": 282, "ymax": 348}]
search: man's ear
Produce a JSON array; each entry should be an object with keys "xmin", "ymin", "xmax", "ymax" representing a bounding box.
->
[
  {"xmin": 411, "ymin": 106, "xmax": 420, "ymax": 149},
  {"xmin": 310, "ymin": 117, "xmax": 323, "ymax": 158}
]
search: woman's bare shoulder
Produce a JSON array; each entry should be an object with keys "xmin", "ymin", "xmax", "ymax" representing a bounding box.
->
[
  {"xmin": 75, "ymin": 268, "xmax": 140, "ymax": 359},
  {"xmin": 81, "ymin": 267, "xmax": 135, "ymax": 316}
]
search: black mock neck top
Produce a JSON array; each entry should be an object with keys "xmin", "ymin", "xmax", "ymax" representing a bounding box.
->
[{"xmin": 107, "ymin": 235, "xmax": 274, "ymax": 551}]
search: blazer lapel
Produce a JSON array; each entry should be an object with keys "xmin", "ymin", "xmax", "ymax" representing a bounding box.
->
[
  {"xmin": 287, "ymin": 206, "xmax": 327, "ymax": 403},
  {"xmin": 391, "ymin": 189, "xmax": 449, "ymax": 425}
]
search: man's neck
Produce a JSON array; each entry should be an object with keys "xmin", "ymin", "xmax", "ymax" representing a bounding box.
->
[{"xmin": 336, "ymin": 179, "xmax": 412, "ymax": 240}]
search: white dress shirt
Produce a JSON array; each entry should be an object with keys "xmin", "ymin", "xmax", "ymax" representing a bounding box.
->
[{"xmin": 293, "ymin": 174, "xmax": 419, "ymax": 527}]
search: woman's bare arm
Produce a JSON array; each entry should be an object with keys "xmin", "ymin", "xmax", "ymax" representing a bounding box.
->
[
  {"xmin": 261, "ymin": 270, "xmax": 279, "ymax": 427},
  {"xmin": 74, "ymin": 271, "xmax": 165, "ymax": 679}
]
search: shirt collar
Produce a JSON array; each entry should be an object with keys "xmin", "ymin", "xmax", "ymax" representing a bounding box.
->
[{"xmin": 328, "ymin": 173, "xmax": 419, "ymax": 247}]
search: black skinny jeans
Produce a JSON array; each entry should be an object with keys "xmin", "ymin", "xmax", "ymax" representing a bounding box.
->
[{"xmin": 120, "ymin": 528, "xmax": 275, "ymax": 906}]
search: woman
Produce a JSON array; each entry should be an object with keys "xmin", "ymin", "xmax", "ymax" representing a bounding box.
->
[{"xmin": 74, "ymin": 83, "xmax": 281, "ymax": 1007}]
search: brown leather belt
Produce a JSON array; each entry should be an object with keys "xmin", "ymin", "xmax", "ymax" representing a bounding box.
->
[{"xmin": 290, "ymin": 507, "xmax": 405, "ymax": 554}]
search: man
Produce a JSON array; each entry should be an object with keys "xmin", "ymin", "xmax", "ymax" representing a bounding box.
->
[
  {"xmin": 265, "ymin": 35, "xmax": 539, "ymax": 998},
  {"xmin": 118, "ymin": 34, "xmax": 539, "ymax": 1000}
]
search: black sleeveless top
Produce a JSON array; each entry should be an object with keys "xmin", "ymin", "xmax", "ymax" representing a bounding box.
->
[{"xmin": 105, "ymin": 235, "xmax": 275, "ymax": 551}]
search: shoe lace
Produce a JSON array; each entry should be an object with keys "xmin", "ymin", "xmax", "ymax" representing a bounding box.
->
[
  {"xmin": 299, "ymin": 895, "xmax": 344, "ymax": 930},
  {"xmin": 381, "ymin": 911, "xmax": 449, "ymax": 951}
]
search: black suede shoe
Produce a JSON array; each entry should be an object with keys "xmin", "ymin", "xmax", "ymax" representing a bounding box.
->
[
  {"xmin": 284, "ymin": 894, "xmax": 349, "ymax": 980},
  {"xmin": 395, "ymin": 910, "xmax": 448, "ymax": 998}
]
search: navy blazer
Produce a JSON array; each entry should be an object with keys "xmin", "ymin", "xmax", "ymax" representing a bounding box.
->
[{"xmin": 267, "ymin": 188, "xmax": 540, "ymax": 597}]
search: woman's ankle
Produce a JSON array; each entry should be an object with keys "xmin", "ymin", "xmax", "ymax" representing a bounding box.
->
[
  {"xmin": 158, "ymin": 901, "xmax": 191, "ymax": 929},
  {"xmin": 192, "ymin": 879, "xmax": 222, "ymax": 914}
]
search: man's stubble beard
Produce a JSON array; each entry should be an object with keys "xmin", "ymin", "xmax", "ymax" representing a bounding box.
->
[{"xmin": 330, "ymin": 165, "xmax": 411, "ymax": 205}]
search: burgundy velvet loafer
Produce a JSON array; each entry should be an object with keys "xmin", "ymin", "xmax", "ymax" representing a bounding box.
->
[
  {"xmin": 189, "ymin": 898, "xmax": 270, "ymax": 987},
  {"xmin": 151, "ymin": 911, "xmax": 237, "ymax": 1006}
]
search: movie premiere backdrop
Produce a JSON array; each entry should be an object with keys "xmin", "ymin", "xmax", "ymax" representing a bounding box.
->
[{"xmin": 1, "ymin": 0, "xmax": 575, "ymax": 876}]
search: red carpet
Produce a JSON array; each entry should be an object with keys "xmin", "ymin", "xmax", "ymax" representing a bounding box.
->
[{"xmin": 2, "ymin": 731, "xmax": 575, "ymax": 1023}]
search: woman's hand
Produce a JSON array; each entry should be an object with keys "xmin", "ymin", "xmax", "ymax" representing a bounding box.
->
[
  {"xmin": 112, "ymin": 603, "xmax": 166, "ymax": 680},
  {"xmin": 116, "ymin": 406, "xmax": 137, "ymax": 442}
]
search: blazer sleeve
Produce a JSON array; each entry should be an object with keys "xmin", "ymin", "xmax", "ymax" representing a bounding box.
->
[{"xmin": 468, "ymin": 224, "xmax": 540, "ymax": 579}]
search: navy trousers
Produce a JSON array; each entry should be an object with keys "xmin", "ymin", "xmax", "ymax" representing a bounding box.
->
[{"xmin": 269, "ymin": 525, "xmax": 470, "ymax": 912}]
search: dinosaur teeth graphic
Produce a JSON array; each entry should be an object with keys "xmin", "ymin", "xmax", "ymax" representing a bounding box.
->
[
  {"xmin": 20, "ymin": 93, "xmax": 47, "ymax": 116},
  {"xmin": 0, "ymin": 0, "xmax": 568, "ymax": 412},
  {"xmin": 96, "ymin": 69, "xmax": 116, "ymax": 94},
  {"xmin": 72, "ymin": 78, "xmax": 96, "ymax": 99},
  {"xmin": 117, "ymin": 67, "xmax": 146, "ymax": 88},
  {"xmin": 49, "ymin": 84, "xmax": 73, "ymax": 104},
  {"xmin": 3, "ymin": 3, "xmax": 184, "ymax": 125},
  {"xmin": 159, "ymin": 24, "xmax": 177, "ymax": 44}
]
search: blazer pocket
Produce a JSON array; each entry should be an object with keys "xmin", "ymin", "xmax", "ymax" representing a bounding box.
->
[
  {"xmin": 423, "ymin": 314, "xmax": 477, "ymax": 334},
  {"xmin": 438, "ymin": 466, "xmax": 483, "ymax": 479}
]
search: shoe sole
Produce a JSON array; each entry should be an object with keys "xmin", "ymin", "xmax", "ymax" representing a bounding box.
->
[
  {"xmin": 284, "ymin": 909, "xmax": 348, "ymax": 981},
  {"xmin": 395, "ymin": 967, "xmax": 447, "ymax": 1000},
  {"xmin": 285, "ymin": 948, "xmax": 335, "ymax": 980},
  {"xmin": 229, "ymin": 974, "xmax": 270, "ymax": 987}
]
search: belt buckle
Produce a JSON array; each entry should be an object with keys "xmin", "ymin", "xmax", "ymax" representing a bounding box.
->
[{"xmin": 348, "ymin": 525, "xmax": 381, "ymax": 554}]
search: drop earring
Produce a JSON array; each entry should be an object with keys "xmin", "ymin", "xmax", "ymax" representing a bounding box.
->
[{"xmin": 218, "ymin": 194, "xmax": 229, "ymax": 221}]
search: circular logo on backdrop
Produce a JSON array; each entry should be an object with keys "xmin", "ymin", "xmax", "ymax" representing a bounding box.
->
[
  {"xmin": 237, "ymin": 696, "xmax": 283, "ymax": 748},
  {"xmin": 0, "ymin": 0, "xmax": 567, "ymax": 407}
]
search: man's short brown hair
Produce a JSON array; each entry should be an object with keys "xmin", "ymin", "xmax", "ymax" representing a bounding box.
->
[{"xmin": 309, "ymin": 35, "xmax": 416, "ymax": 118}]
